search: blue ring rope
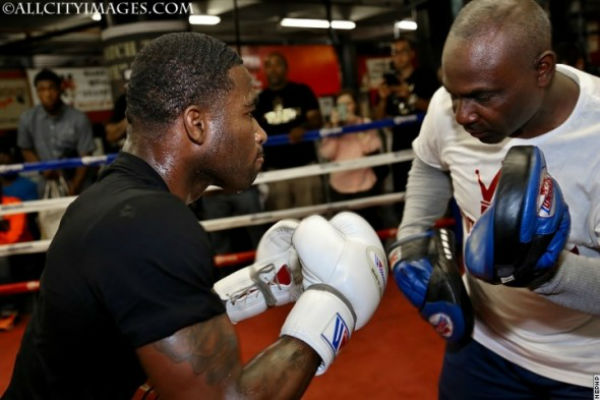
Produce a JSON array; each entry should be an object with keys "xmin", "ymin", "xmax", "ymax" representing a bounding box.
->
[{"xmin": 0, "ymin": 114, "xmax": 423, "ymax": 175}]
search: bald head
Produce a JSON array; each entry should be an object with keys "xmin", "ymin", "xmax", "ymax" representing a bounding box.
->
[
  {"xmin": 440, "ymin": 0, "xmax": 561, "ymax": 144},
  {"xmin": 447, "ymin": 0, "xmax": 551, "ymax": 66}
]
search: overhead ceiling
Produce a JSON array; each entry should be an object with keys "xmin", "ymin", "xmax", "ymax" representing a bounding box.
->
[
  {"xmin": 1, "ymin": 0, "xmax": 599, "ymax": 66},
  {"xmin": 0, "ymin": 0, "xmax": 421, "ymax": 61}
]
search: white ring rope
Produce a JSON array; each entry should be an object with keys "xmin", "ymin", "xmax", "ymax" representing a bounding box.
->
[
  {"xmin": 0, "ymin": 192, "xmax": 404, "ymax": 257},
  {"xmin": 0, "ymin": 196, "xmax": 78, "ymax": 216},
  {"xmin": 0, "ymin": 150, "xmax": 414, "ymax": 217},
  {"xmin": 0, "ymin": 149, "xmax": 414, "ymax": 257},
  {"xmin": 0, "ymin": 240, "xmax": 53, "ymax": 257},
  {"xmin": 250, "ymin": 149, "xmax": 414, "ymax": 184},
  {"xmin": 201, "ymin": 192, "xmax": 405, "ymax": 231}
]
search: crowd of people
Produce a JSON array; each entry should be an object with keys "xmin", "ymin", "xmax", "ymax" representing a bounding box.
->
[
  {"xmin": 1, "ymin": 38, "xmax": 442, "ymax": 259},
  {"xmin": 1, "ymin": 0, "xmax": 600, "ymax": 398},
  {"xmin": 0, "ymin": 44, "xmax": 424, "ymax": 329}
]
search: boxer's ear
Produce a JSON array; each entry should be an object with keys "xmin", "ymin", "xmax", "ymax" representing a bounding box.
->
[
  {"xmin": 535, "ymin": 51, "xmax": 556, "ymax": 88},
  {"xmin": 182, "ymin": 105, "xmax": 206, "ymax": 145}
]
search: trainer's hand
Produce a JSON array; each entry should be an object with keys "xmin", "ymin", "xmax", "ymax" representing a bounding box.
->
[
  {"xmin": 389, "ymin": 228, "xmax": 473, "ymax": 344},
  {"xmin": 281, "ymin": 212, "xmax": 387, "ymax": 374},
  {"xmin": 213, "ymin": 219, "xmax": 302, "ymax": 323},
  {"xmin": 465, "ymin": 145, "xmax": 570, "ymax": 288}
]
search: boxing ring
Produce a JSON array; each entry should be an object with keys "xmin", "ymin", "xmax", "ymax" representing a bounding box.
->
[{"xmin": 0, "ymin": 115, "xmax": 446, "ymax": 296}]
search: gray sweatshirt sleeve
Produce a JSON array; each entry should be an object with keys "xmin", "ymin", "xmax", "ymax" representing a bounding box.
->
[
  {"xmin": 533, "ymin": 251, "xmax": 600, "ymax": 316},
  {"xmin": 397, "ymin": 156, "xmax": 453, "ymax": 240}
]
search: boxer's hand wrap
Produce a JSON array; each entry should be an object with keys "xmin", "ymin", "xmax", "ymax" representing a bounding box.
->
[
  {"xmin": 465, "ymin": 145, "xmax": 571, "ymax": 288},
  {"xmin": 213, "ymin": 219, "xmax": 302, "ymax": 323},
  {"xmin": 281, "ymin": 212, "xmax": 387, "ymax": 374},
  {"xmin": 389, "ymin": 229, "xmax": 473, "ymax": 343}
]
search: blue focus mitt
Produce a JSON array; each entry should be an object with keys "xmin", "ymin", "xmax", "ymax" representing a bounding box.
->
[
  {"xmin": 465, "ymin": 145, "xmax": 570, "ymax": 288},
  {"xmin": 389, "ymin": 228, "xmax": 473, "ymax": 344}
]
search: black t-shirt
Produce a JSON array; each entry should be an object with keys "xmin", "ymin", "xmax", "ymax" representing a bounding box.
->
[
  {"xmin": 384, "ymin": 67, "xmax": 439, "ymax": 150},
  {"xmin": 4, "ymin": 152, "xmax": 224, "ymax": 400},
  {"xmin": 254, "ymin": 82, "xmax": 320, "ymax": 169}
]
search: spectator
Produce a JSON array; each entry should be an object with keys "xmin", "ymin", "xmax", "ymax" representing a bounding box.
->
[
  {"xmin": 0, "ymin": 145, "xmax": 40, "ymax": 244},
  {"xmin": 0, "ymin": 183, "xmax": 30, "ymax": 246},
  {"xmin": 0, "ymin": 180, "xmax": 29, "ymax": 331},
  {"xmin": 0, "ymin": 168, "xmax": 42, "ymax": 331},
  {"xmin": 0, "ymin": 147, "xmax": 38, "ymax": 203},
  {"xmin": 255, "ymin": 52, "xmax": 323, "ymax": 210},
  {"xmin": 374, "ymin": 37, "xmax": 439, "ymax": 215},
  {"xmin": 17, "ymin": 68, "xmax": 96, "ymax": 196},
  {"xmin": 320, "ymin": 89, "xmax": 385, "ymax": 228}
]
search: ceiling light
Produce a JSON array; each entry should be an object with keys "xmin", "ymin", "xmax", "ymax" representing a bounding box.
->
[
  {"xmin": 91, "ymin": 12, "xmax": 101, "ymax": 21},
  {"xmin": 281, "ymin": 18, "xmax": 329, "ymax": 29},
  {"xmin": 189, "ymin": 15, "xmax": 221, "ymax": 25},
  {"xmin": 395, "ymin": 19, "xmax": 417, "ymax": 31},
  {"xmin": 280, "ymin": 18, "xmax": 356, "ymax": 30},
  {"xmin": 331, "ymin": 20, "xmax": 356, "ymax": 30}
]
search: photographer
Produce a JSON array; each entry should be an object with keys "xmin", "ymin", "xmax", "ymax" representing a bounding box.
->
[{"xmin": 374, "ymin": 37, "xmax": 439, "ymax": 216}]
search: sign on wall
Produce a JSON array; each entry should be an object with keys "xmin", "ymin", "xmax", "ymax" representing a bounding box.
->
[
  {"xmin": 0, "ymin": 71, "xmax": 32, "ymax": 130},
  {"xmin": 241, "ymin": 45, "xmax": 341, "ymax": 97}
]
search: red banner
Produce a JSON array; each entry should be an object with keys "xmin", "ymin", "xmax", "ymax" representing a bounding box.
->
[{"xmin": 241, "ymin": 45, "xmax": 341, "ymax": 97}]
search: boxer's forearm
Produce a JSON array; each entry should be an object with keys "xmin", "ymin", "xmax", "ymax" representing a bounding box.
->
[
  {"xmin": 398, "ymin": 156, "xmax": 453, "ymax": 239},
  {"xmin": 237, "ymin": 336, "xmax": 319, "ymax": 399},
  {"xmin": 138, "ymin": 314, "xmax": 319, "ymax": 399},
  {"xmin": 534, "ymin": 251, "xmax": 600, "ymax": 316}
]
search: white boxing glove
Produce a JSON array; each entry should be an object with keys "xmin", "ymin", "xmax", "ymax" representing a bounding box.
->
[
  {"xmin": 281, "ymin": 212, "xmax": 388, "ymax": 374},
  {"xmin": 213, "ymin": 219, "xmax": 302, "ymax": 323}
]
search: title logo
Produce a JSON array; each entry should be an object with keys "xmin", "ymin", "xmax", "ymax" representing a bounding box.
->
[
  {"xmin": 322, "ymin": 313, "xmax": 350, "ymax": 355},
  {"xmin": 428, "ymin": 313, "xmax": 454, "ymax": 339}
]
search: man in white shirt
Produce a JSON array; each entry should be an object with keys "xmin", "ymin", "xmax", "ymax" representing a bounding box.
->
[{"xmin": 390, "ymin": 0, "xmax": 600, "ymax": 398}]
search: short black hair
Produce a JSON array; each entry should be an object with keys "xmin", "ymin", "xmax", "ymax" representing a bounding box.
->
[
  {"xmin": 34, "ymin": 68, "xmax": 61, "ymax": 88},
  {"xmin": 126, "ymin": 32, "xmax": 243, "ymax": 129}
]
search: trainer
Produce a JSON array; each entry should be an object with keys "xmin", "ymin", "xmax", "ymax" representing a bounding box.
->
[
  {"xmin": 387, "ymin": 0, "xmax": 600, "ymax": 398},
  {"xmin": 4, "ymin": 33, "xmax": 387, "ymax": 399}
]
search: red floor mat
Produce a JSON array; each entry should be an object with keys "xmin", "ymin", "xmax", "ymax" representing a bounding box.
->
[{"xmin": 0, "ymin": 281, "xmax": 444, "ymax": 398}]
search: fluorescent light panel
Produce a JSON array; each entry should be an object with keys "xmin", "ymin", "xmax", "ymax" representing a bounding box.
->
[
  {"xmin": 396, "ymin": 19, "xmax": 417, "ymax": 31},
  {"xmin": 189, "ymin": 15, "xmax": 221, "ymax": 25},
  {"xmin": 331, "ymin": 20, "xmax": 356, "ymax": 30},
  {"xmin": 281, "ymin": 18, "xmax": 355, "ymax": 30}
]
